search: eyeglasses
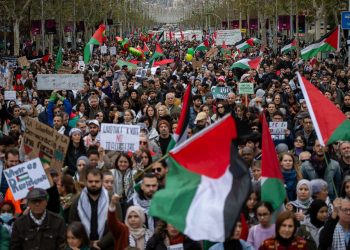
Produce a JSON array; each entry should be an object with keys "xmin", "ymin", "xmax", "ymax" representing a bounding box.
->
[
  {"xmin": 140, "ymin": 141, "xmax": 148, "ymax": 145},
  {"xmin": 152, "ymin": 167, "xmax": 162, "ymax": 173},
  {"xmin": 340, "ymin": 208, "xmax": 350, "ymax": 214},
  {"xmin": 90, "ymin": 92, "xmax": 96, "ymax": 95},
  {"xmin": 218, "ymin": 106, "xmax": 224, "ymax": 109}
]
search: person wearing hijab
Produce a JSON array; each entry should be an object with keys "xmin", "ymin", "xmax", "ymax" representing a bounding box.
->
[
  {"xmin": 286, "ymin": 179, "xmax": 313, "ymax": 222},
  {"xmin": 74, "ymin": 156, "xmax": 90, "ymax": 184},
  {"xmin": 124, "ymin": 206, "xmax": 153, "ymax": 250},
  {"xmin": 296, "ymin": 200, "xmax": 328, "ymax": 250}
]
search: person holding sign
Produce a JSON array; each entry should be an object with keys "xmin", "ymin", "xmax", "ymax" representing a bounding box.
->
[{"xmin": 11, "ymin": 188, "xmax": 66, "ymax": 250}]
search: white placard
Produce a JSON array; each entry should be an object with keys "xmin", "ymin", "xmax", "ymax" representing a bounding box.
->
[
  {"xmin": 269, "ymin": 121, "xmax": 287, "ymax": 140},
  {"xmin": 135, "ymin": 67, "xmax": 143, "ymax": 77},
  {"xmin": 110, "ymin": 47, "xmax": 117, "ymax": 55},
  {"xmin": 37, "ymin": 74, "xmax": 84, "ymax": 90},
  {"xmin": 78, "ymin": 61, "xmax": 85, "ymax": 71},
  {"xmin": 100, "ymin": 123, "xmax": 140, "ymax": 152},
  {"xmin": 4, "ymin": 91, "xmax": 16, "ymax": 100},
  {"xmin": 3, "ymin": 158, "xmax": 51, "ymax": 201},
  {"xmin": 215, "ymin": 30, "xmax": 242, "ymax": 45},
  {"xmin": 101, "ymin": 45, "xmax": 108, "ymax": 54}
]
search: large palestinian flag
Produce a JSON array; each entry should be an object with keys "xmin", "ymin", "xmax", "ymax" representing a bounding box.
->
[
  {"xmin": 230, "ymin": 57, "xmax": 262, "ymax": 70},
  {"xmin": 261, "ymin": 114, "xmax": 286, "ymax": 210},
  {"xmin": 150, "ymin": 114, "xmax": 251, "ymax": 242},
  {"xmin": 301, "ymin": 26, "xmax": 339, "ymax": 60},
  {"xmin": 235, "ymin": 38, "xmax": 261, "ymax": 52},
  {"xmin": 84, "ymin": 25, "xmax": 106, "ymax": 64},
  {"xmin": 281, "ymin": 39, "xmax": 297, "ymax": 54},
  {"xmin": 296, "ymin": 72, "xmax": 350, "ymax": 145}
]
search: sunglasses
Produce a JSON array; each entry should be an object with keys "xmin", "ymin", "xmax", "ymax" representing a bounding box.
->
[
  {"xmin": 139, "ymin": 141, "xmax": 147, "ymax": 145},
  {"xmin": 218, "ymin": 106, "xmax": 224, "ymax": 109},
  {"xmin": 152, "ymin": 167, "xmax": 162, "ymax": 173},
  {"xmin": 300, "ymin": 159, "xmax": 309, "ymax": 163}
]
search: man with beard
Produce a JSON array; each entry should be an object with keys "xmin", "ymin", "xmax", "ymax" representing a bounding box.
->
[
  {"xmin": 18, "ymin": 105, "xmax": 30, "ymax": 131},
  {"xmin": 84, "ymin": 120, "xmax": 100, "ymax": 148},
  {"xmin": 151, "ymin": 159, "xmax": 168, "ymax": 189},
  {"xmin": 8, "ymin": 119, "xmax": 21, "ymax": 143},
  {"xmin": 192, "ymin": 112, "xmax": 208, "ymax": 134},
  {"xmin": 156, "ymin": 120, "xmax": 172, "ymax": 156},
  {"xmin": 301, "ymin": 139, "xmax": 341, "ymax": 200},
  {"xmin": 127, "ymin": 173, "xmax": 158, "ymax": 231},
  {"xmin": 189, "ymin": 94, "xmax": 203, "ymax": 128},
  {"xmin": 69, "ymin": 167, "xmax": 120, "ymax": 250},
  {"xmin": 338, "ymin": 141, "xmax": 350, "ymax": 178},
  {"xmin": 0, "ymin": 148, "xmax": 19, "ymax": 201}
]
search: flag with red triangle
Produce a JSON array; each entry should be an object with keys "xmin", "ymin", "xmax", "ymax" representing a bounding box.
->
[
  {"xmin": 230, "ymin": 57, "xmax": 262, "ymax": 70},
  {"xmin": 84, "ymin": 24, "xmax": 106, "ymax": 63},
  {"xmin": 143, "ymin": 42, "xmax": 150, "ymax": 55},
  {"xmin": 296, "ymin": 72, "xmax": 350, "ymax": 145},
  {"xmin": 261, "ymin": 114, "xmax": 286, "ymax": 210}
]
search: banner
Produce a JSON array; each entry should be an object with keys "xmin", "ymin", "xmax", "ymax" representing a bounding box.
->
[
  {"xmin": 215, "ymin": 30, "xmax": 242, "ymax": 45},
  {"xmin": 100, "ymin": 123, "xmax": 140, "ymax": 152},
  {"xmin": 238, "ymin": 82, "xmax": 254, "ymax": 94},
  {"xmin": 23, "ymin": 118, "xmax": 70, "ymax": 171},
  {"xmin": 3, "ymin": 158, "xmax": 51, "ymax": 201},
  {"xmin": 212, "ymin": 86, "xmax": 232, "ymax": 99},
  {"xmin": 37, "ymin": 74, "xmax": 84, "ymax": 90}
]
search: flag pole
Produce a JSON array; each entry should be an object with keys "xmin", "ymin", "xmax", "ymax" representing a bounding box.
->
[{"xmin": 133, "ymin": 153, "xmax": 169, "ymax": 181}]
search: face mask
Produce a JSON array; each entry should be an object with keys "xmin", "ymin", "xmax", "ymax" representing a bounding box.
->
[
  {"xmin": 235, "ymin": 100, "xmax": 241, "ymax": 104},
  {"xmin": 0, "ymin": 213, "xmax": 13, "ymax": 223},
  {"xmin": 266, "ymin": 98, "xmax": 272, "ymax": 103}
]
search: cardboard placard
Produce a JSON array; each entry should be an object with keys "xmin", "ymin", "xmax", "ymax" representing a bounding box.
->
[
  {"xmin": 238, "ymin": 82, "xmax": 254, "ymax": 95},
  {"xmin": 192, "ymin": 60, "xmax": 203, "ymax": 69},
  {"xmin": 37, "ymin": 74, "xmax": 84, "ymax": 90},
  {"xmin": 23, "ymin": 118, "xmax": 70, "ymax": 172},
  {"xmin": 17, "ymin": 56, "xmax": 30, "ymax": 68},
  {"xmin": 3, "ymin": 158, "xmax": 51, "ymax": 201},
  {"xmin": 101, "ymin": 45, "xmax": 108, "ymax": 54},
  {"xmin": 100, "ymin": 123, "xmax": 140, "ymax": 152},
  {"xmin": 57, "ymin": 66, "xmax": 72, "ymax": 74},
  {"xmin": 205, "ymin": 47, "xmax": 219, "ymax": 59},
  {"xmin": 4, "ymin": 91, "xmax": 16, "ymax": 100}
]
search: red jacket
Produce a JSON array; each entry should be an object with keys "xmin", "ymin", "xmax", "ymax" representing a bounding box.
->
[{"xmin": 107, "ymin": 208, "xmax": 129, "ymax": 250}]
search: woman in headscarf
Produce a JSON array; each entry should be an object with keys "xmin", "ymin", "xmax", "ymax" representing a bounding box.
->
[
  {"xmin": 296, "ymin": 200, "xmax": 328, "ymax": 250},
  {"xmin": 286, "ymin": 179, "xmax": 313, "ymax": 223}
]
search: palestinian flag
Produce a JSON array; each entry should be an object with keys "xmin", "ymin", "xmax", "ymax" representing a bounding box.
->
[
  {"xmin": 301, "ymin": 26, "xmax": 339, "ymax": 60},
  {"xmin": 296, "ymin": 72, "xmax": 350, "ymax": 145},
  {"xmin": 194, "ymin": 40, "xmax": 209, "ymax": 52},
  {"xmin": 281, "ymin": 39, "xmax": 297, "ymax": 54},
  {"xmin": 235, "ymin": 38, "xmax": 260, "ymax": 52},
  {"xmin": 143, "ymin": 42, "xmax": 150, "ymax": 55},
  {"xmin": 148, "ymin": 43, "xmax": 164, "ymax": 68},
  {"xmin": 261, "ymin": 114, "xmax": 286, "ymax": 210},
  {"xmin": 230, "ymin": 57, "xmax": 262, "ymax": 70},
  {"xmin": 157, "ymin": 31, "xmax": 165, "ymax": 42},
  {"xmin": 167, "ymin": 85, "xmax": 192, "ymax": 151},
  {"xmin": 84, "ymin": 24, "xmax": 106, "ymax": 64},
  {"xmin": 54, "ymin": 47, "xmax": 63, "ymax": 72},
  {"xmin": 150, "ymin": 114, "xmax": 251, "ymax": 242}
]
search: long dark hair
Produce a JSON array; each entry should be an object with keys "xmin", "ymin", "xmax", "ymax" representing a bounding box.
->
[
  {"xmin": 114, "ymin": 153, "xmax": 133, "ymax": 170},
  {"xmin": 67, "ymin": 221, "xmax": 89, "ymax": 247}
]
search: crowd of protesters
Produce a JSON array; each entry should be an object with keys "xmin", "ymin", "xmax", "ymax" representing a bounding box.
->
[{"xmin": 0, "ymin": 33, "xmax": 350, "ymax": 250}]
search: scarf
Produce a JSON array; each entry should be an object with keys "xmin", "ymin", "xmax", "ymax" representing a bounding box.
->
[
  {"xmin": 125, "ymin": 206, "xmax": 146, "ymax": 249},
  {"xmin": 112, "ymin": 168, "xmax": 134, "ymax": 201},
  {"xmin": 282, "ymin": 169, "xmax": 297, "ymax": 200},
  {"xmin": 332, "ymin": 224, "xmax": 347, "ymax": 250},
  {"xmin": 290, "ymin": 179, "xmax": 313, "ymax": 212},
  {"xmin": 60, "ymin": 193, "xmax": 73, "ymax": 210},
  {"xmin": 77, "ymin": 187, "xmax": 109, "ymax": 240},
  {"xmin": 29, "ymin": 210, "xmax": 47, "ymax": 226},
  {"xmin": 309, "ymin": 200, "xmax": 327, "ymax": 228}
]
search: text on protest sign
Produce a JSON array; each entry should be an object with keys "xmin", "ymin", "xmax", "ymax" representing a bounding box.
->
[
  {"xmin": 100, "ymin": 124, "xmax": 140, "ymax": 152},
  {"xmin": 269, "ymin": 121, "xmax": 288, "ymax": 140},
  {"xmin": 4, "ymin": 91, "xmax": 16, "ymax": 100},
  {"xmin": 23, "ymin": 118, "xmax": 70, "ymax": 172},
  {"xmin": 238, "ymin": 82, "xmax": 254, "ymax": 95},
  {"xmin": 215, "ymin": 30, "xmax": 242, "ymax": 45},
  {"xmin": 4, "ymin": 158, "xmax": 50, "ymax": 201},
  {"xmin": 212, "ymin": 86, "xmax": 232, "ymax": 99},
  {"xmin": 37, "ymin": 74, "xmax": 84, "ymax": 90}
]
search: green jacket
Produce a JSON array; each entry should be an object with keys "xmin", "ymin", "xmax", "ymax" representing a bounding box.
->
[{"xmin": 0, "ymin": 225, "xmax": 10, "ymax": 250}]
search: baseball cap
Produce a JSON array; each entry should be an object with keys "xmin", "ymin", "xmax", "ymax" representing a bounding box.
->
[
  {"xmin": 26, "ymin": 188, "xmax": 48, "ymax": 201},
  {"xmin": 87, "ymin": 119, "xmax": 100, "ymax": 127}
]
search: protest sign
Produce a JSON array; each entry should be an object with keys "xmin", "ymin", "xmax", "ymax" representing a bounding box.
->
[
  {"xmin": 78, "ymin": 61, "xmax": 85, "ymax": 71},
  {"xmin": 205, "ymin": 47, "xmax": 219, "ymax": 59},
  {"xmin": 215, "ymin": 30, "xmax": 242, "ymax": 45},
  {"xmin": 110, "ymin": 46, "xmax": 117, "ymax": 55},
  {"xmin": 101, "ymin": 45, "xmax": 108, "ymax": 54},
  {"xmin": 100, "ymin": 123, "xmax": 140, "ymax": 152},
  {"xmin": 192, "ymin": 60, "xmax": 203, "ymax": 69},
  {"xmin": 37, "ymin": 74, "xmax": 84, "ymax": 90},
  {"xmin": 17, "ymin": 56, "xmax": 30, "ymax": 68},
  {"xmin": 212, "ymin": 86, "xmax": 232, "ymax": 99},
  {"xmin": 57, "ymin": 66, "xmax": 72, "ymax": 74},
  {"xmin": 4, "ymin": 91, "xmax": 16, "ymax": 100},
  {"xmin": 238, "ymin": 82, "xmax": 254, "ymax": 95},
  {"xmin": 135, "ymin": 67, "xmax": 143, "ymax": 77},
  {"xmin": 269, "ymin": 121, "xmax": 288, "ymax": 140},
  {"xmin": 23, "ymin": 118, "xmax": 70, "ymax": 171},
  {"xmin": 3, "ymin": 158, "xmax": 51, "ymax": 201}
]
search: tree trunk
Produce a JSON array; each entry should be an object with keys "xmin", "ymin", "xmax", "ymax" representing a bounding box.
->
[{"xmin": 13, "ymin": 19, "xmax": 20, "ymax": 56}]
